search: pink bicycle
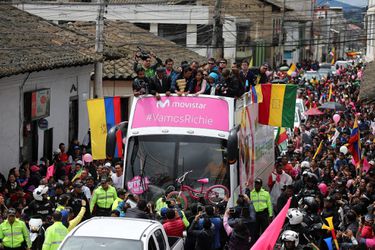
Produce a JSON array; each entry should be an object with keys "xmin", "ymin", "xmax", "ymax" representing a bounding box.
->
[{"xmin": 166, "ymin": 170, "xmax": 229, "ymax": 210}]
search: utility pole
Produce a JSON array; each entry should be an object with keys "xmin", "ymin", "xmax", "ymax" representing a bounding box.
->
[
  {"xmin": 94, "ymin": 0, "xmax": 105, "ymax": 98},
  {"xmin": 277, "ymin": 0, "xmax": 286, "ymax": 67},
  {"xmin": 310, "ymin": 0, "xmax": 314, "ymax": 60},
  {"xmin": 212, "ymin": 0, "xmax": 223, "ymax": 59}
]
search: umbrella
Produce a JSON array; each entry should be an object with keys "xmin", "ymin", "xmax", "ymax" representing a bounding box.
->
[
  {"xmin": 304, "ymin": 108, "xmax": 324, "ymax": 116},
  {"xmin": 319, "ymin": 102, "xmax": 345, "ymax": 111}
]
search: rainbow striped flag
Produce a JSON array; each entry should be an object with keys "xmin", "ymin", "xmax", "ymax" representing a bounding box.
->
[
  {"xmin": 258, "ymin": 84, "xmax": 297, "ymax": 128},
  {"xmin": 87, "ymin": 97, "xmax": 124, "ymax": 160}
]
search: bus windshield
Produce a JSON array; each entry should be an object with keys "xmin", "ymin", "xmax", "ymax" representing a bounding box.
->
[{"xmin": 125, "ymin": 135, "xmax": 228, "ymax": 201}]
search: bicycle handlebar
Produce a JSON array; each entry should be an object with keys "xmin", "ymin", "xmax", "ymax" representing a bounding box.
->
[{"xmin": 176, "ymin": 170, "xmax": 193, "ymax": 184}]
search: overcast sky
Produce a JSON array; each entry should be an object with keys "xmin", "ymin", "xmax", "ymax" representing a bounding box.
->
[{"xmin": 337, "ymin": 0, "xmax": 367, "ymax": 7}]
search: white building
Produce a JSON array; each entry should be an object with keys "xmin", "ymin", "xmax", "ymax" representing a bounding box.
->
[
  {"xmin": 0, "ymin": 5, "xmax": 99, "ymax": 173},
  {"xmin": 366, "ymin": 0, "xmax": 375, "ymax": 61}
]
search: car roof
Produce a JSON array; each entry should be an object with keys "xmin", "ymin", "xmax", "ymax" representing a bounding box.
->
[{"xmin": 70, "ymin": 217, "xmax": 159, "ymax": 240}]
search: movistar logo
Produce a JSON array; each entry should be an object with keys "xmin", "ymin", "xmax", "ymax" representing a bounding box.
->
[{"xmin": 156, "ymin": 99, "xmax": 170, "ymax": 108}]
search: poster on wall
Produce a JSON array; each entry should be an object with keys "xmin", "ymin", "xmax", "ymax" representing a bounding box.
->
[{"xmin": 31, "ymin": 89, "xmax": 50, "ymax": 120}]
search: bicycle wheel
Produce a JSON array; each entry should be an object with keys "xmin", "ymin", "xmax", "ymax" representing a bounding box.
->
[
  {"xmin": 166, "ymin": 191, "xmax": 189, "ymax": 210},
  {"xmin": 205, "ymin": 185, "xmax": 229, "ymax": 205}
]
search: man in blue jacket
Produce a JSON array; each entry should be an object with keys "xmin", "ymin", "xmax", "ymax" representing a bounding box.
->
[{"xmin": 199, "ymin": 205, "xmax": 223, "ymax": 250}]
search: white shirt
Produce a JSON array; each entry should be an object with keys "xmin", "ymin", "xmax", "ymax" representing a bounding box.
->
[
  {"xmin": 269, "ymin": 170, "xmax": 292, "ymax": 206},
  {"xmin": 111, "ymin": 173, "xmax": 123, "ymax": 189}
]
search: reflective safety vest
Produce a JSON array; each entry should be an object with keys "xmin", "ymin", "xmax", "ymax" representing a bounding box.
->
[
  {"xmin": 42, "ymin": 221, "xmax": 68, "ymax": 250},
  {"xmin": 0, "ymin": 219, "xmax": 31, "ymax": 249},
  {"xmin": 90, "ymin": 185, "xmax": 118, "ymax": 212},
  {"xmin": 250, "ymin": 188, "xmax": 273, "ymax": 217}
]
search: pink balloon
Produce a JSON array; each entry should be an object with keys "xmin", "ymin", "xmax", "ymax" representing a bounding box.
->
[
  {"xmin": 318, "ymin": 183, "xmax": 328, "ymax": 197},
  {"xmin": 333, "ymin": 114, "xmax": 341, "ymax": 124},
  {"xmin": 83, "ymin": 153, "xmax": 93, "ymax": 163}
]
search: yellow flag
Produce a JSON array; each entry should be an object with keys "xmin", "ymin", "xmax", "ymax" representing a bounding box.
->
[
  {"xmin": 331, "ymin": 48, "xmax": 335, "ymax": 65},
  {"xmin": 287, "ymin": 63, "xmax": 296, "ymax": 76},
  {"xmin": 249, "ymin": 56, "xmax": 253, "ymax": 68},
  {"xmin": 87, "ymin": 99, "xmax": 107, "ymax": 159},
  {"xmin": 313, "ymin": 141, "xmax": 323, "ymax": 160}
]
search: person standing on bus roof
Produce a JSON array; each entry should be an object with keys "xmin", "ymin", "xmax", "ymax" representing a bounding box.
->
[{"xmin": 149, "ymin": 67, "xmax": 171, "ymax": 100}]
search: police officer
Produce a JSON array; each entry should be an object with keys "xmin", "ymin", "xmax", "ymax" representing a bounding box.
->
[
  {"xmin": 250, "ymin": 178, "xmax": 273, "ymax": 240},
  {"xmin": 42, "ymin": 212, "xmax": 68, "ymax": 250},
  {"xmin": 24, "ymin": 186, "xmax": 54, "ymax": 222},
  {"xmin": 90, "ymin": 177, "xmax": 118, "ymax": 216},
  {"xmin": 68, "ymin": 181, "xmax": 90, "ymax": 220},
  {"xmin": 0, "ymin": 208, "xmax": 31, "ymax": 250}
]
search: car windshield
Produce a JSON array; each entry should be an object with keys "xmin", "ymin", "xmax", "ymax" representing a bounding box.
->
[
  {"xmin": 125, "ymin": 135, "xmax": 228, "ymax": 201},
  {"xmin": 60, "ymin": 236, "xmax": 142, "ymax": 250}
]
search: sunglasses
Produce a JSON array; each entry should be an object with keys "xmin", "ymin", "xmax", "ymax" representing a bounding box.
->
[
  {"xmin": 220, "ymin": 61, "xmax": 227, "ymax": 64},
  {"xmin": 208, "ymin": 62, "xmax": 215, "ymax": 65},
  {"xmin": 203, "ymin": 74, "xmax": 208, "ymax": 76}
]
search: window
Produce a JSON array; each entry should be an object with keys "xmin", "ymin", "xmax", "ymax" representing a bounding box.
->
[
  {"xmin": 236, "ymin": 24, "xmax": 251, "ymax": 46},
  {"xmin": 148, "ymin": 236, "xmax": 158, "ymax": 250},
  {"xmin": 197, "ymin": 25, "xmax": 213, "ymax": 45},
  {"xmin": 158, "ymin": 24, "xmax": 187, "ymax": 46},
  {"xmin": 125, "ymin": 135, "xmax": 228, "ymax": 201},
  {"xmin": 154, "ymin": 229, "xmax": 166, "ymax": 250},
  {"xmin": 134, "ymin": 23, "xmax": 150, "ymax": 31}
]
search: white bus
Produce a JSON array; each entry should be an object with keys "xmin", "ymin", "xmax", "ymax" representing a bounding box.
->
[{"xmin": 107, "ymin": 94, "xmax": 274, "ymax": 206}]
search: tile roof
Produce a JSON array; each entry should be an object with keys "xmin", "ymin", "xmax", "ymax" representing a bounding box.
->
[
  {"xmin": 108, "ymin": 0, "xmax": 184, "ymax": 3},
  {"xmin": 65, "ymin": 20, "xmax": 207, "ymax": 79},
  {"xmin": 0, "ymin": 5, "xmax": 120, "ymax": 78}
]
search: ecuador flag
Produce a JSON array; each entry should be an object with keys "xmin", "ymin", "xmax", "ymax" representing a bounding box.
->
[
  {"xmin": 348, "ymin": 117, "xmax": 361, "ymax": 167},
  {"xmin": 87, "ymin": 97, "xmax": 124, "ymax": 160},
  {"xmin": 275, "ymin": 127, "xmax": 288, "ymax": 145},
  {"xmin": 258, "ymin": 84, "xmax": 297, "ymax": 128}
]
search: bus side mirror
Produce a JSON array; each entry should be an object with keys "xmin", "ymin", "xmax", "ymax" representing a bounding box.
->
[
  {"xmin": 227, "ymin": 126, "xmax": 239, "ymax": 164},
  {"xmin": 106, "ymin": 121, "xmax": 128, "ymax": 159}
]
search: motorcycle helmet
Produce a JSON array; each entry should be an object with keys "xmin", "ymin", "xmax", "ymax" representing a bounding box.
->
[
  {"xmin": 300, "ymin": 161, "xmax": 310, "ymax": 170},
  {"xmin": 33, "ymin": 185, "xmax": 49, "ymax": 201},
  {"xmin": 303, "ymin": 196, "xmax": 318, "ymax": 213},
  {"xmin": 281, "ymin": 230, "xmax": 299, "ymax": 247},
  {"xmin": 58, "ymin": 194, "xmax": 71, "ymax": 206},
  {"xmin": 287, "ymin": 208, "xmax": 303, "ymax": 225},
  {"xmin": 29, "ymin": 218, "xmax": 43, "ymax": 233}
]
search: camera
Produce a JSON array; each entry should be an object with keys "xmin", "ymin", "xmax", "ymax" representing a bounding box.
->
[{"xmin": 136, "ymin": 46, "xmax": 150, "ymax": 60}]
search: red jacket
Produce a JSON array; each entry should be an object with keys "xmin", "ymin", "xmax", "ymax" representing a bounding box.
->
[{"xmin": 163, "ymin": 218, "xmax": 185, "ymax": 237}]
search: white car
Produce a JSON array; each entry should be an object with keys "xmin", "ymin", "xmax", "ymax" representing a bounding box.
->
[{"xmin": 59, "ymin": 217, "xmax": 184, "ymax": 250}]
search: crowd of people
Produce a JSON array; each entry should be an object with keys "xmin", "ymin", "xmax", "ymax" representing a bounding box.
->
[{"xmin": 0, "ymin": 54, "xmax": 374, "ymax": 250}]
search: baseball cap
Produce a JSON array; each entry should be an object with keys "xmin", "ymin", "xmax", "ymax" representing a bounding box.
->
[
  {"xmin": 73, "ymin": 145, "xmax": 80, "ymax": 150},
  {"xmin": 262, "ymin": 62, "xmax": 270, "ymax": 69},
  {"xmin": 255, "ymin": 178, "xmax": 262, "ymax": 184},
  {"xmin": 100, "ymin": 177, "xmax": 109, "ymax": 184},
  {"xmin": 73, "ymin": 181, "xmax": 83, "ymax": 188},
  {"xmin": 30, "ymin": 165, "xmax": 40, "ymax": 172},
  {"xmin": 7, "ymin": 208, "xmax": 16, "ymax": 216},
  {"xmin": 76, "ymin": 160, "xmax": 83, "ymax": 166},
  {"xmin": 156, "ymin": 67, "xmax": 166, "ymax": 73},
  {"xmin": 365, "ymin": 214, "xmax": 374, "ymax": 222},
  {"xmin": 104, "ymin": 162, "xmax": 111, "ymax": 168}
]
